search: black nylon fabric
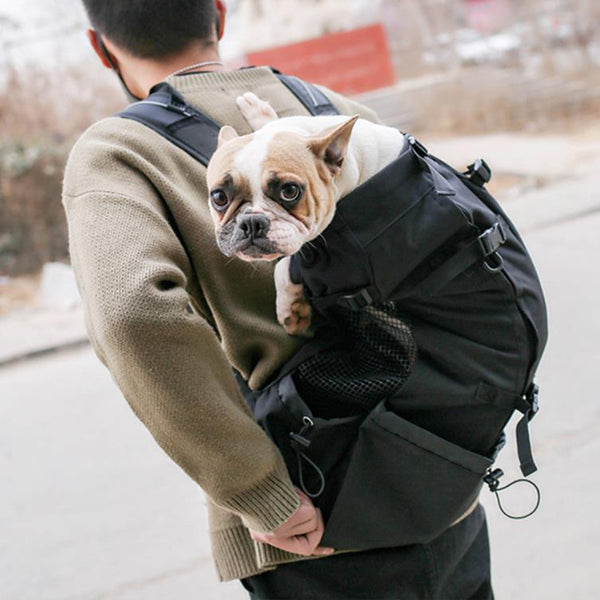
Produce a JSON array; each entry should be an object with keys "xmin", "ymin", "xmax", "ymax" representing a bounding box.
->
[
  {"xmin": 289, "ymin": 145, "xmax": 547, "ymax": 454},
  {"xmin": 254, "ymin": 140, "xmax": 548, "ymax": 550}
]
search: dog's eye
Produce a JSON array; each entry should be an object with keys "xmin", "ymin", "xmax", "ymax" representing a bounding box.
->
[
  {"xmin": 210, "ymin": 189, "xmax": 230, "ymax": 212},
  {"xmin": 280, "ymin": 183, "xmax": 302, "ymax": 204}
]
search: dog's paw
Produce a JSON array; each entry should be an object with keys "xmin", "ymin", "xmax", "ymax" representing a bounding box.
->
[
  {"xmin": 279, "ymin": 298, "xmax": 312, "ymax": 336},
  {"xmin": 236, "ymin": 92, "xmax": 278, "ymax": 130}
]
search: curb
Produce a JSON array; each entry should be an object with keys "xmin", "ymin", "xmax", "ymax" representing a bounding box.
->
[
  {"xmin": 0, "ymin": 337, "xmax": 90, "ymax": 370},
  {"xmin": 0, "ymin": 307, "xmax": 89, "ymax": 369}
]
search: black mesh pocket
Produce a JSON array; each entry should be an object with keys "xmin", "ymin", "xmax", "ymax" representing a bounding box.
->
[{"xmin": 294, "ymin": 302, "xmax": 417, "ymax": 418}]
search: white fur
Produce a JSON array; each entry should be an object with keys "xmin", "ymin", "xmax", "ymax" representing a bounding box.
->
[{"xmin": 274, "ymin": 257, "xmax": 312, "ymax": 335}]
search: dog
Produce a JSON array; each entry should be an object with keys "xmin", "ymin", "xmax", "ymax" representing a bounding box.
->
[{"xmin": 206, "ymin": 92, "xmax": 406, "ymax": 335}]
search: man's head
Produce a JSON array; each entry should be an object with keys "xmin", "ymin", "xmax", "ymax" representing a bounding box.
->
[
  {"xmin": 83, "ymin": 0, "xmax": 226, "ymax": 99},
  {"xmin": 82, "ymin": 0, "xmax": 220, "ymax": 59}
]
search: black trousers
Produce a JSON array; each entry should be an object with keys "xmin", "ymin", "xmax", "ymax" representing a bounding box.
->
[{"xmin": 241, "ymin": 504, "xmax": 493, "ymax": 600}]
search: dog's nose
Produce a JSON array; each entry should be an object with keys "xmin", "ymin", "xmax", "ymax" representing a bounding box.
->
[{"xmin": 238, "ymin": 214, "xmax": 270, "ymax": 240}]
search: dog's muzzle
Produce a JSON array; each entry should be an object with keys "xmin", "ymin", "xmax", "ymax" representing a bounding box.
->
[{"xmin": 219, "ymin": 213, "xmax": 279, "ymax": 258}]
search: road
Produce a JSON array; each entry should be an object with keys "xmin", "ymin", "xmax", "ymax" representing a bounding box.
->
[{"xmin": 1, "ymin": 131, "xmax": 599, "ymax": 599}]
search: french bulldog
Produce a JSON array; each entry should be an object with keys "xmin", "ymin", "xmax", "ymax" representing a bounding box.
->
[{"xmin": 206, "ymin": 92, "xmax": 406, "ymax": 335}]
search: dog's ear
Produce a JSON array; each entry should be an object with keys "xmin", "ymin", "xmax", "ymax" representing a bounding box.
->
[
  {"xmin": 308, "ymin": 115, "xmax": 359, "ymax": 176},
  {"xmin": 218, "ymin": 125, "xmax": 239, "ymax": 148}
]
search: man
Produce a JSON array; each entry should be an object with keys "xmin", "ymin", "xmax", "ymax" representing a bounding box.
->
[{"xmin": 64, "ymin": 1, "xmax": 493, "ymax": 598}]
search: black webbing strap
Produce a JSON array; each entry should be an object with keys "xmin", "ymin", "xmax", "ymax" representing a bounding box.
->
[
  {"xmin": 515, "ymin": 384, "xmax": 540, "ymax": 476},
  {"xmin": 119, "ymin": 82, "xmax": 220, "ymax": 166},
  {"xmin": 118, "ymin": 73, "xmax": 339, "ymax": 167},
  {"xmin": 274, "ymin": 72, "xmax": 340, "ymax": 116},
  {"xmin": 302, "ymin": 284, "xmax": 382, "ymax": 315}
]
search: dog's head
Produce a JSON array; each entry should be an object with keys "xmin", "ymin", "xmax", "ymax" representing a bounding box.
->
[{"xmin": 206, "ymin": 116, "xmax": 358, "ymax": 261}]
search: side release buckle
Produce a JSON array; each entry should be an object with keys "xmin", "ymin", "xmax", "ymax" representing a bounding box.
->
[
  {"xmin": 337, "ymin": 288, "xmax": 373, "ymax": 311},
  {"xmin": 465, "ymin": 158, "xmax": 492, "ymax": 187},
  {"xmin": 526, "ymin": 383, "xmax": 540, "ymax": 418}
]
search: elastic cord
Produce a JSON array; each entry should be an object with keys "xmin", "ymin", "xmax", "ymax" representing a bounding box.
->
[
  {"xmin": 296, "ymin": 450, "xmax": 326, "ymax": 499},
  {"xmin": 490, "ymin": 478, "xmax": 541, "ymax": 520}
]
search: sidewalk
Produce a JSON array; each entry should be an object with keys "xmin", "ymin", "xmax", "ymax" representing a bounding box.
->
[
  {"xmin": 0, "ymin": 306, "xmax": 88, "ymax": 366},
  {"xmin": 1, "ymin": 130, "xmax": 598, "ymax": 368}
]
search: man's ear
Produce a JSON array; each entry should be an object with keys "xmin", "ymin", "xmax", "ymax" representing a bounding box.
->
[
  {"xmin": 215, "ymin": 0, "xmax": 227, "ymax": 40},
  {"xmin": 218, "ymin": 125, "xmax": 239, "ymax": 148},
  {"xmin": 308, "ymin": 115, "xmax": 359, "ymax": 177},
  {"xmin": 87, "ymin": 29, "xmax": 115, "ymax": 70}
]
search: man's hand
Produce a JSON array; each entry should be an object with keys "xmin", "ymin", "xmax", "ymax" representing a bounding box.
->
[{"xmin": 248, "ymin": 489, "xmax": 335, "ymax": 556}]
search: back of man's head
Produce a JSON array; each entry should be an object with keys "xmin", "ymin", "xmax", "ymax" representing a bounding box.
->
[{"xmin": 81, "ymin": 0, "xmax": 218, "ymax": 59}]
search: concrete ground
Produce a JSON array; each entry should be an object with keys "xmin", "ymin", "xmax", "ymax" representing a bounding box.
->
[{"xmin": 1, "ymin": 130, "xmax": 599, "ymax": 599}]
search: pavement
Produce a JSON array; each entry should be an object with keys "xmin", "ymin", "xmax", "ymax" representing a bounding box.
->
[
  {"xmin": 0, "ymin": 306, "xmax": 88, "ymax": 367},
  {"xmin": 1, "ymin": 130, "xmax": 599, "ymax": 599}
]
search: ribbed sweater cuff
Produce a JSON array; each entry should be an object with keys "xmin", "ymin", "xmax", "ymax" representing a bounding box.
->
[
  {"xmin": 210, "ymin": 525, "xmax": 317, "ymax": 582},
  {"xmin": 220, "ymin": 468, "xmax": 300, "ymax": 533},
  {"xmin": 211, "ymin": 525, "xmax": 264, "ymax": 581}
]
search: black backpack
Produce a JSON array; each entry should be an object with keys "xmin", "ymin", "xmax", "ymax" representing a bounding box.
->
[{"xmin": 120, "ymin": 72, "xmax": 547, "ymax": 550}]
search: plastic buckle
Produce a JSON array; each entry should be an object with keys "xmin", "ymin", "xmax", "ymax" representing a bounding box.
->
[
  {"xmin": 337, "ymin": 288, "xmax": 373, "ymax": 311},
  {"xmin": 483, "ymin": 467, "xmax": 504, "ymax": 492},
  {"xmin": 466, "ymin": 158, "xmax": 492, "ymax": 186},
  {"xmin": 478, "ymin": 222, "xmax": 506, "ymax": 257},
  {"xmin": 527, "ymin": 383, "xmax": 540, "ymax": 417},
  {"xmin": 406, "ymin": 134, "xmax": 429, "ymax": 157}
]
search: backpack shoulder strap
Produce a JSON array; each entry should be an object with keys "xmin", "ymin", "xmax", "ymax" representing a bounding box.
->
[
  {"xmin": 118, "ymin": 81, "xmax": 220, "ymax": 166},
  {"xmin": 118, "ymin": 73, "xmax": 340, "ymax": 166},
  {"xmin": 274, "ymin": 72, "xmax": 340, "ymax": 116}
]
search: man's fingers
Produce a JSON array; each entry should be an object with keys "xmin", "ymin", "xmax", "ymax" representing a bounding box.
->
[
  {"xmin": 285, "ymin": 507, "xmax": 325, "ymax": 555},
  {"xmin": 248, "ymin": 503, "xmax": 328, "ymax": 556},
  {"xmin": 284, "ymin": 513, "xmax": 318, "ymax": 536}
]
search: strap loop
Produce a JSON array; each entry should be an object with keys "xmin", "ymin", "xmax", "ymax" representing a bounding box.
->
[
  {"xmin": 289, "ymin": 417, "xmax": 326, "ymax": 498},
  {"xmin": 484, "ymin": 468, "xmax": 541, "ymax": 520},
  {"xmin": 515, "ymin": 383, "xmax": 540, "ymax": 476}
]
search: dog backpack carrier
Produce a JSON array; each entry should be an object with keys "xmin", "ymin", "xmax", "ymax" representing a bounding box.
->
[{"xmin": 120, "ymin": 73, "xmax": 548, "ymax": 550}]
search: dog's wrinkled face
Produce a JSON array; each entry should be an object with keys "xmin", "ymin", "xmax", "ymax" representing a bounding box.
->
[{"xmin": 206, "ymin": 117, "xmax": 357, "ymax": 261}]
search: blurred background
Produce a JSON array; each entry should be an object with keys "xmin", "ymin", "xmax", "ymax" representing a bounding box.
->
[
  {"xmin": 1, "ymin": 0, "xmax": 599, "ymax": 300},
  {"xmin": 1, "ymin": 1, "xmax": 599, "ymax": 599}
]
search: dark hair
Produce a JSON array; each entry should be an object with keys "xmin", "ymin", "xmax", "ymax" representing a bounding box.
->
[{"xmin": 81, "ymin": 0, "xmax": 218, "ymax": 59}]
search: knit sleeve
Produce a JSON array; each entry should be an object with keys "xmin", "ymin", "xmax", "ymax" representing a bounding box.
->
[{"xmin": 62, "ymin": 182, "xmax": 300, "ymax": 533}]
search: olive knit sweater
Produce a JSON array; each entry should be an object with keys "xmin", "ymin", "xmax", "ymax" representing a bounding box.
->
[{"xmin": 62, "ymin": 67, "xmax": 378, "ymax": 581}]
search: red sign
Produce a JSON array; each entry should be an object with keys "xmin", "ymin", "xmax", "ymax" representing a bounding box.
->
[
  {"xmin": 247, "ymin": 24, "xmax": 395, "ymax": 95},
  {"xmin": 466, "ymin": 0, "xmax": 514, "ymax": 33}
]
